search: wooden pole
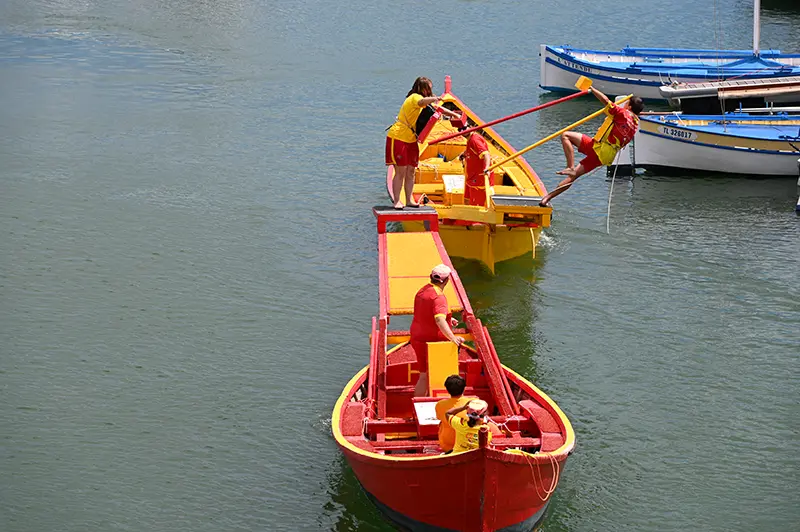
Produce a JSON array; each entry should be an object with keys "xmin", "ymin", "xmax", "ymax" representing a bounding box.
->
[
  {"xmin": 428, "ymin": 91, "xmax": 589, "ymax": 145},
  {"xmin": 486, "ymin": 95, "xmax": 633, "ymax": 173}
]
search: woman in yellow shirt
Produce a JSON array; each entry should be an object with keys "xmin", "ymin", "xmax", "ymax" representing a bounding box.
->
[{"xmin": 385, "ymin": 77, "xmax": 459, "ymax": 210}]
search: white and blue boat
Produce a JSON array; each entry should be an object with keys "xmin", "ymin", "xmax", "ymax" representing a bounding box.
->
[
  {"xmin": 540, "ymin": 1, "xmax": 800, "ymax": 100},
  {"xmin": 540, "ymin": 45, "xmax": 800, "ymax": 100},
  {"xmin": 614, "ymin": 112, "xmax": 800, "ymax": 176}
]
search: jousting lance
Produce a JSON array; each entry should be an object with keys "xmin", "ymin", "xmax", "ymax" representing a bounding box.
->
[{"xmin": 429, "ymin": 76, "xmax": 595, "ymax": 145}]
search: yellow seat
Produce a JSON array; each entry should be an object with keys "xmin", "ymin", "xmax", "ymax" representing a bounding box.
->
[{"xmin": 427, "ymin": 341, "xmax": 459, "ymax": 398}]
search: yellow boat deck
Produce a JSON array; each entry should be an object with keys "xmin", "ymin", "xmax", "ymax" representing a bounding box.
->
[{"xmin": 384, "ymin": 232, "xmax": 463, "ymax": 316}]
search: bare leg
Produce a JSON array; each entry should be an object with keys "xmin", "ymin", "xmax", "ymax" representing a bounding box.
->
[
  {"xmin": 404, "ymin": 167, "xmax": 420, "ymax": 207},
  {"xmin": 392, "ymin": 165, "xmax": 406, "ymax": 209},
  {"xmin": 414, "ymin": 372, "xmax": 428, "ymax": 397},
  {"xmin": 556, "ymin": 132, "xmax": 583, "ymax": 175},
  {"xmin": 540, "ymin": 163, "xmax": 587, "ymax": 206}
]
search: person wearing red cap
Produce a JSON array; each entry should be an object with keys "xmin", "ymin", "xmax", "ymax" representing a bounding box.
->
[
  {"xmin": 445, "ymin": 399, "xmax": 493, "ymax": 453},
  {"xmin": 410, "ymin": 264, "xmax": 464, "ymax": 397}
]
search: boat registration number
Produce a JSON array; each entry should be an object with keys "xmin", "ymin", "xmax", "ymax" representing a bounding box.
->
[{"xmin": 659, "ymin": 126, "xmax": 697, "ymax": 141}]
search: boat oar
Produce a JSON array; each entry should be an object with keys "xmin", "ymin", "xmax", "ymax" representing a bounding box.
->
[
  {"xmin": 429, "ymin": 76, "xmax": 595, "ymax": 145},
  {"xmin": 486, "ymin": 94, "xmax": 633, "ymax": 173}
]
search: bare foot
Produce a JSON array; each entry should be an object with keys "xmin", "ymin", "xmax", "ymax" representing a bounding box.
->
[
  {"xmin": 393, "ymin": 202, "xmax": 404, "ymax": 210},
  {"xmin": 556, "ymin": 168, "xmax": 576, "ymax": 178}
]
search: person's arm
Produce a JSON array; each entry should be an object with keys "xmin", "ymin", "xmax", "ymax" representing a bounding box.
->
[
  {"xmin": 589, "ymin": 87, "xmax": 611, "ymax": 107},
  {"xmin": 417, "ymin": 96, "xmax": 460, "ymax": 119},
  {"xmin": 445, "ymin": 403, "xmax": 470, "ymax": 418},
  {"xmin": 481, "ymin": 152, "xmax": 491, "ymax": 173},
  {"xmin": 439, "ymin": 107, "xmax": 461, "ymax": 119},
  {"xmin": 436, "ymin": 315, "xmax": 464, "ymax": 345}
]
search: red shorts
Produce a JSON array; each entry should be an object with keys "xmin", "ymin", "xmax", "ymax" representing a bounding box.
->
[
  {"xmin": 386, "ymin": 137, "xmax": 419, "ymax": 167},
  {"xmin": 411, "ymin": 341, "xmax": 429, "ymax": 373},
  {"xmin": 465, "ymin": 172, "xmax": 494, "ymax": 206},
  {"xmin": 577, "ymin": 134, "xmax": 602, "ymax": 173}
]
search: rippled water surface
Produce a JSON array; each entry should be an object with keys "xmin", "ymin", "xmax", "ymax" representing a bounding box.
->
[{"xmin": 2, "ymin": 0, "xmax": 799, "ymax": 530}]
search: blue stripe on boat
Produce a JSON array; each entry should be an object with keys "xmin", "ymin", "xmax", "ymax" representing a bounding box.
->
[
  {"xmin": 639, "ymin": 129, "xmax": 800, "ymax": 156},
  {"xmin": 544, "ymin": 46, "xmax": 800, "ymax": 80}
]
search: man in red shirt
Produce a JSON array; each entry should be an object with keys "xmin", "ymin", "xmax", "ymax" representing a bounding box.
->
[
  {"xmin": 539, "ymin": 88, "xmax": 644, "ymax": 206},
  {"xmin": 410, "ymin": 264, "xmax": 464, "ymax": 397},
  {"xmin": 461, "ymin": 131, "xmax": 494, "ymax": 207}
]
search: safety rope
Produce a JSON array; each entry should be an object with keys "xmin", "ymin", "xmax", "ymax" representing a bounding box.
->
[{"xmin": 521, "ymin": 450, "xmax": 561, "ymax": 502}]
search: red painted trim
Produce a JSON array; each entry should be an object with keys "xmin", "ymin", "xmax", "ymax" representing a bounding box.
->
[
  {"xmin": 466, "ymin": 316, "xmax": 514, "ymax": 416},
  {"xmin": 442, "ymin": 219, "xmax": 483, "ymax": 227},
  {"xmin": 377, "ymin": 316, "xmax": 388, "ymax": 418},
  {"xmin": 377, "ymin": 234, "xmax": 389, "ymax": 318},
  {"xmin": 430, "ymin": 231, "xmax": 474, "ymax": 316},
  {"xmin": 484, "ymin": 326, "xmax": 520, "ymax": 416},
  {"xmin": 367, "ymin": 317, "xmax": 378, "ymax": 407}
]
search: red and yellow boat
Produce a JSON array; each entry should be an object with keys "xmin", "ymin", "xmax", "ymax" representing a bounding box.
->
[
  {"xmin": 332, "ymin": 207, "xmax": 575, "ymax": 531},
  {"xmin": 387, "ymin": 77, "xmax": 554, "ymax": 274}
]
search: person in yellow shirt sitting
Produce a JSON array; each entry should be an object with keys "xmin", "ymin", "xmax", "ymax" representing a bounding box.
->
[
  {"xmin": 445, "ymin": 399, "xmax": 494, "ymax": 453},
  {"xmin": 435, "ymin": 375, "xmax": 473, "ymax": 453}
]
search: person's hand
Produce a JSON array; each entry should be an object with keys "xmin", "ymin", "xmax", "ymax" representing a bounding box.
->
[{"xmin": 454, "ymin": 336, "xmax": 465, "ymax": 347}]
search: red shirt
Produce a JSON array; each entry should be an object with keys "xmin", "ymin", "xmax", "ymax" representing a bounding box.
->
[
  {"xmin": 605, "ymin": 104, "xmax": 639, "ymax": 149},
  {"xmin": 410, "ymin": 284, "xmax": 450, "ymax": 342},
  {"xmin": 464, "ymin": 134, "xmax": 494, "ymax": 186}
]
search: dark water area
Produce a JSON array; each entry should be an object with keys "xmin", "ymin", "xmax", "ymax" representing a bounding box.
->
[{"xmin": 1, "ymin": 0, "xmax": 798, "ymax": 531}]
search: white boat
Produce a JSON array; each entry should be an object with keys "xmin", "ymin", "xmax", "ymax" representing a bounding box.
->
[
  {"xmin": 540, "ymin": 1, "xmax": 800, "ymax": 100},
  {"xmin": 659, "ymin": 76, "xmax": 800, "ymax": 112},
  {"xmin": 613, "ymin": 112, "xmax": 800, "ymax": 176}
]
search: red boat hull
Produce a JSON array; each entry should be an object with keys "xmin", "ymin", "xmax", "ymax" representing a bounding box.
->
[{"xmin": 334, "ymin": 369, "xmax": 569, "ymax": 532}]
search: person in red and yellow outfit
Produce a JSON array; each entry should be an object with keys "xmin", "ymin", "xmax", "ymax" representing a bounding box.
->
[
  {"xmin": 410, "ymin": 264, "xmax": 464, "ymax": 397},
  {"xmin": 386, "ymin": 77, "xmax": 460, "ymax": 210},
  {"xmin": 461, "ymin": 131, "xmax": 494, "ymax": 207},
  {"xmin": 539, "ymin": 88, "xmax": 644, "ymax": 207}
]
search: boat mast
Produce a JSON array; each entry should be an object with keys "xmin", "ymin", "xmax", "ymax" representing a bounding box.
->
[{"xmin": 753, "ymin": 0, "xmax": 761, "ymax": 56}]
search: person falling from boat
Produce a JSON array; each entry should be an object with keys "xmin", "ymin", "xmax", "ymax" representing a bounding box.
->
[
  {"xmin": 410, "ymin": 264, "xmax": 464, "ymax": 397},
  {"xmin": 386, "ymin": 77, "xmax": 461, "ymax": 210},
  {"xmin": 538, "ymin": 88, "xmax": 644, "ymax": 207},
  {"xmin": 444, "ymin": 399, "xmax": 500, "ymax": 453},
  {"xmin": 460, "ymin": 130, "xmax": 494, "ymax": 207}
]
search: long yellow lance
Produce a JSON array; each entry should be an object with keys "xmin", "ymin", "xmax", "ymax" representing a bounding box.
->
[{"xmin": 486, "ymin": 94, "xmax": 633, "ymax": 174}]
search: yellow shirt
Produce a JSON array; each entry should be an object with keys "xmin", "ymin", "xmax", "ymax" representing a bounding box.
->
[
  {"xmin": 387, "ymin": 94, "xmax": 424, "ymax": 143},
  {"xmin": 448, "ymin": 415, "xmax": 492, "ymax": 453},
  {"xmin": 435, "ymin": 396, "xmax": 472, "ymax": 452}
]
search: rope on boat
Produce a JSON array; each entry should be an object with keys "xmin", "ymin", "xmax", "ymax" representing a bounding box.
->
[{"xmin": 520, "ymin": 449, "xmax": 561, "ymax": 502}]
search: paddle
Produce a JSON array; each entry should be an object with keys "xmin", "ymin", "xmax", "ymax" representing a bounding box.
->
[
  {"xmin": 486, "ymin": 94, "xmax": 634, "ymax": 174},
  {"xmin": 428, "ymin": 76, "xmax": 594, "ymax": 145}
]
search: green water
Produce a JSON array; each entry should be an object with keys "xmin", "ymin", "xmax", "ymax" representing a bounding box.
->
[{"xmin": 1, "ymin": 0, "xmax": 798, "ymax": 530}]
